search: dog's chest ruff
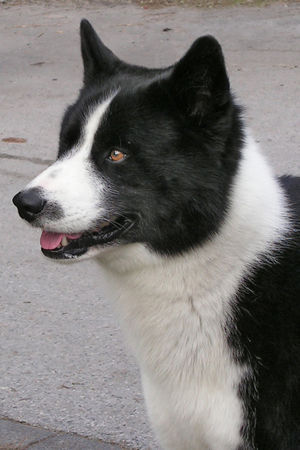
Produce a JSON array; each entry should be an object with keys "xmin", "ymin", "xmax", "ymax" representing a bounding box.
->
[{"xmin": 115, "ymin": 264, "xmax": 245, "ymax": 450}]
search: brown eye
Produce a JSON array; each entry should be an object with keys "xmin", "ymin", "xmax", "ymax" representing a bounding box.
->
[{"xmin": 109, "ymin": 149, "xmax": 125, "ymax": 162}]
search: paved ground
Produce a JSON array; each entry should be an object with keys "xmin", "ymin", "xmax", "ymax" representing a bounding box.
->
[
  {"xmin": 0, "ymin": 417, "xmax": 125, "ymax": 449},
  {"xmin": 0, "ymin": 1, "xmax": 299, "ymax": 449}
]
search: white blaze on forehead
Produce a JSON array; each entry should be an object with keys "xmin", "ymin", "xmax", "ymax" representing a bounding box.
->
[
  {"xmin": 25, "ymin": 93, "xmax": 117, "ymax": 233},
  {"xmin": 79, "ymin": 93, "xmax": 117, "ymax": 158}
]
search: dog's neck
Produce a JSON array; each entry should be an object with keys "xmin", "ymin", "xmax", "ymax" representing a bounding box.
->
[
  {"xmin": 94, "ymin": 135, "xmax": 289, "ymax": 411},
  {"xmin": 95, "ymin": 136, "xmax": 288, "ymax": 374}
]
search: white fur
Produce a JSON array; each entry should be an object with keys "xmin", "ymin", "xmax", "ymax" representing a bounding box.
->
[
  {"xmin": 94, "ymin": 136, "xmax": 289, "ymax": 450},
  {"xmin": 26, "ymin": 95, "xmax": 116, "ymax": 233}
]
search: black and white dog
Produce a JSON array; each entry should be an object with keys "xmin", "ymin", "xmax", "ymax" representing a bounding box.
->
[{"xmin": 13, "ymin": 20, "xmax": 299, "ymax": 450}]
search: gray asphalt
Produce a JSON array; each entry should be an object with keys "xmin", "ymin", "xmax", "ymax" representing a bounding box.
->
[
  {"xmin": 0, "ymin": 417, "xmax": 125, "ymax": 449},
  {"xmin": 1, "ymin": 2, "xmax": 299, "ymax": 449}
]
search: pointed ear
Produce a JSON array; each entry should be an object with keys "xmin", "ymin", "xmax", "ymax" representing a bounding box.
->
[
  {"xmin": 168, "ymin": 36, "xmax": 230, "ymax": 123},
  {"xmin": 80, "ymin": 19, "xmax": 120, "ymax": 84}
]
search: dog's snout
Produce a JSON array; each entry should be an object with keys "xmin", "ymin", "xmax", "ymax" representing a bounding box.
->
[{"xmin": 12, "ymin": 188, "xmax": 46, "ymax": 222}]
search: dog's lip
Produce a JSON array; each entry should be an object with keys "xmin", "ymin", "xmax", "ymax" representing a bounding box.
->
[{"xmin": 41, "ymin": 215, "xmax": 135, "ymax": 260}]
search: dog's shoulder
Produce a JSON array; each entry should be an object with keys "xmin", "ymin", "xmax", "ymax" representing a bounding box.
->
[
  {"xmin": 236, "ymin": 174, "xmax": 300, "ymax": 333},
  {"xmin": 248, "ymin": 174, "xmax": 300, "ymax": 300},
  {"xmin": 230, "ymin": 173, "xmax": 300, "ymax": 447}
]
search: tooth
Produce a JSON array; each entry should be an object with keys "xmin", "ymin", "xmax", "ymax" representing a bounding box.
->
[{"xmin": 61, "ymin": 236, "xmax": 69, "ymax": 246}]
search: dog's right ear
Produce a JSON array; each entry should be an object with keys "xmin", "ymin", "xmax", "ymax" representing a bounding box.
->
[{"xmin": 80, "ymin": 19, "xmax": 120, "ymax": 84}]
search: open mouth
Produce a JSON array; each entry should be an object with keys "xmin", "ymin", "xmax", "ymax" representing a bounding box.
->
[{"xmin": 40, "ymin": 216, "xmax": 135, "ymax": 260}]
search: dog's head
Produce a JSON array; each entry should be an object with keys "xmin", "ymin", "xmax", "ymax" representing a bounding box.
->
[{"xmin": 13, "ymin": 20, "xmax": 243, "ymax": 261}]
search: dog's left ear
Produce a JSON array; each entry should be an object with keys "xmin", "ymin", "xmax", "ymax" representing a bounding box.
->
[
  {"xmin": 80, "ymin": 19, "xmax": 121, "ymax": 84},
  {"xmin": 167, "ymin": 36, "xmax": 230, "ymax": 123}
]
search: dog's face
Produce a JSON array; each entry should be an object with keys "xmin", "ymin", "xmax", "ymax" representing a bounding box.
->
[{"xmin": 13, "ymin": 20, "xmax": 242, "ymax": 261}]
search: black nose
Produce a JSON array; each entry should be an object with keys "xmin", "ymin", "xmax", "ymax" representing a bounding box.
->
[{"xmin": 13, "ymin": 188, "xmax": 46, "ymax": 222}]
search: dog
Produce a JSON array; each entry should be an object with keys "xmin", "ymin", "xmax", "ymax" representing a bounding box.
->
[{"xmin": 13, "ymin": 20, "xmax": 299, "ymax": 450}]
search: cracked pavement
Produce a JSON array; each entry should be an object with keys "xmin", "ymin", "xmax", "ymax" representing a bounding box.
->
[{"xmin": 0, "ymin": 1, "xmax": 299, "ymax": 449}]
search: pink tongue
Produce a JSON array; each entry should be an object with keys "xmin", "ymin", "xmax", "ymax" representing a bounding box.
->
[{"xmin": 40, "ymin": 231, "xmax": 82, "ymax": 250}]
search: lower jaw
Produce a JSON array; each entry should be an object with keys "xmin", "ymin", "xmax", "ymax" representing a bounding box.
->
[
  {"xmin": 41, "ymin": 246, "xmax": 88, "ymax": 259},
  {"xmin": 41, "ymin": 240, "xmax": 119, "ymax": 260}
]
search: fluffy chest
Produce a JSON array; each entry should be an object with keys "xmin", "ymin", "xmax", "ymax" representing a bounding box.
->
[{"xmin": 100, "ymin": 251, "xmax": 246, "ymax": 449}]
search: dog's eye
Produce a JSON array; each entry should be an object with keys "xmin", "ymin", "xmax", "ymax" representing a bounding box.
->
[{"xmin": 108, "ymin": 149, "xmax": 126, "ymax": 162}]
